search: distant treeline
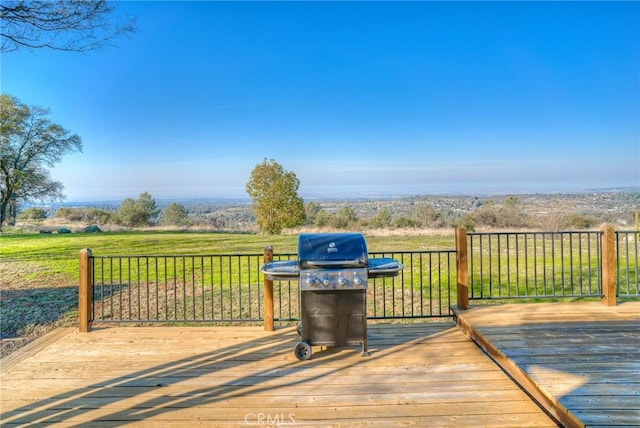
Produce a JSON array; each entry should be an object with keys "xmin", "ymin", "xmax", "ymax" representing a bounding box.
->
[{"xmin": 20, "ymin": 191, "xmax": 639, "ymax": 232}]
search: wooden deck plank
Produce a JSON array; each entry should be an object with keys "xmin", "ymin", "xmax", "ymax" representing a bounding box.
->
[
  {"xmin": 0, "ymin": 322, "xmax": 556, "ymax": 427},
  {"xmin": 454, "ymin": 301, "xmax": 640, "ymax": 428}
]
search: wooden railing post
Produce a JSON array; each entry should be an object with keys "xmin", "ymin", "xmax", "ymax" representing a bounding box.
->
[
  {"xmin": 455, "ymin": 227, "xmax": 469, "ymax": 310},
  {"xmin": 601, "ymin": 225, "xmax": 616, "ymax": 306},
  {"xmin": 263, "ymin": 245, "xmax": 274, "ymax": 331},
  {"xmin": 79, "ymin": 248, "xmax": 93, "ymax": 332}
]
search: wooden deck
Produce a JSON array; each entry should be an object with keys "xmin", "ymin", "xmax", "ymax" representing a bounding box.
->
[
  {"xmin": 0, "ymin": 321, "xmax": 556, "ymax": 427},
  {"xmin": 454, "ymin": 301, "xmax": 640, "ymax": 428}
]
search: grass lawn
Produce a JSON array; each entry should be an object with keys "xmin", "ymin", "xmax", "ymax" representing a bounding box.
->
[{"xmin": 0, "ymin": 230, "xmax": 455, "ymax": 356}]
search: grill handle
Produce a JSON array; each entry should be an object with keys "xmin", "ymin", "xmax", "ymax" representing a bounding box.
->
[{"xmin": 303, "ymin": 258, "xmax": 364, "ymax": 268}]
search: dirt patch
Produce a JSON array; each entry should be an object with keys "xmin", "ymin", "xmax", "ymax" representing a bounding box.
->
[
  {"xmin": 1, "ymin": 260, "xmax": 79, "ymax": 359},
  {"xmin": 0, "ymin": 336, "xmax": 37, "ymax": 359}
]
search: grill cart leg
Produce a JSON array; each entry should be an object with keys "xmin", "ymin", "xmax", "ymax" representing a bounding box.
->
[
  {"xmin": 361, "ymin": 334, "xmax": 370, "ymax": 356},
  {"xmin": 361, "ymin": 293, "xmax": 370, "ymax": 356}
]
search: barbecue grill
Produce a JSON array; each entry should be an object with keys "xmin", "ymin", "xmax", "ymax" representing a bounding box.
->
[{"xmin": 261, "ymin": 232, "xmax": 403, "ymax": 360}]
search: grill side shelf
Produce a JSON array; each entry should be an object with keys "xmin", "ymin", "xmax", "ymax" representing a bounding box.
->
[
  {"xmin": 368, "ymin": 258, "xmax": 403, "ymax": 279},
  {"xmin": 260, "ymin": 260, "xmax": 299, "ymax": 281}
]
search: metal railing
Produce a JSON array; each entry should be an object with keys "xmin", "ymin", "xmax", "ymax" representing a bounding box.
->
[
  {"xmin": 91, "ymin": 254, "xmax": 266, "ymax": 323},
  {"xmin": 78, "ymin": 228, "xmax": 639, "ymax": 331},
  {"xmin": 368, "ymin": 251, "xmax": 456, "ymax": 319},
  {"xmin": 468, "ymin": 231, "xmax": 603, "ymax": 300},
  {"xmin": 467, "ymin": 230, "xmax": 639, "ymax": 301},
  {"xmin": 617, "ymin": 231, "xmax": 640, "ymax": 298},
  {"xmin": 88, "ymin": 250, "xmax": 457, "ymax": 325}
]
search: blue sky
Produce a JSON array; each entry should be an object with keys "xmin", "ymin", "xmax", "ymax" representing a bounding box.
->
[{"xmin": 2, "ymin": 1, "xmax": 639, "ymax": 201}]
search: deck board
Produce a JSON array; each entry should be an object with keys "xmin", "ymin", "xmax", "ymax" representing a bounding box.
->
[
  {"xmin": 0, "ymin": 321, "xmax": 556, "ymax": 427},
  {"xmin": 454, "ymin": 301, "xmax": 640, "ymax": 428}
]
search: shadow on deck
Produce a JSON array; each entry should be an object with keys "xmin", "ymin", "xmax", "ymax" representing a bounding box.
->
[{"xmin": 1, "ymin": 320, "xmax": 556, "ymax": 427}]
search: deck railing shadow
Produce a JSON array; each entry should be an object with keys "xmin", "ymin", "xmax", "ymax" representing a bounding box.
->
[{"xmin": 3, "ymin": 323, "xmax": 455, "ymax": 426}]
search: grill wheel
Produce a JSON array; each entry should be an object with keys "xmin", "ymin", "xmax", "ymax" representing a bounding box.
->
[{"xmin": 294, "ymin": 341, "xmax": 312, "ymax": 360}]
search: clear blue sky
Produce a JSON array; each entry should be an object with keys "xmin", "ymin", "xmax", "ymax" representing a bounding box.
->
[{"xmin": 2, "ymin": 1, "xmax": 639, "ymax": 201}]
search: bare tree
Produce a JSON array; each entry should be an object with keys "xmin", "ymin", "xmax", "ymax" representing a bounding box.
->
[{"xmin": 1, "ymin": 0, "xmax": 134, "ymax": 53}]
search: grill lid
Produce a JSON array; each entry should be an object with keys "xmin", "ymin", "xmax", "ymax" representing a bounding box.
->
[
  {"xmin": 260, "ymin": 232, "xmax": 403, "ymax": 281},
  {"xmin": 297, "ymin": 233, "xmax": 368, "ymax": 269}
]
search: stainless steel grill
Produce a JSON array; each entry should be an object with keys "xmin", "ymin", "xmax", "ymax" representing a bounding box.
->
[{"xmin": 261, "ymin": 232, "xmax": 402, "ymax": 360}]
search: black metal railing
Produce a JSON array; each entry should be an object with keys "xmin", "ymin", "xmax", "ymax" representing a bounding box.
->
[
  {"xmin": 468, "ymin": 231, "xmax": 603, "ymax": 300},
  {"xmin": 617, "ymin": 231, "xmax": 640, "ymax": 298},
  {"xmin": 368, "ymin": 251, "xmax": 456, "ymax": 319},
  {"xmin": 90, "ymin": 250, "xmax": 457, "ymax": 324},
  {"xmin": 91, "ymin": 254, "xmax": 266, "ymax": 323},
  {"xmin": 467, "ymin": 230, "xmax": 640, "ymax": 300},
  {"xmin": 87, "ymin": 230, "xmax": 639, "ymax": 325}
]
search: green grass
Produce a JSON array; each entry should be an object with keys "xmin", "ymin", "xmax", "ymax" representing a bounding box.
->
[
  {"xmin": 0, "ymin": 230, "xmax": 456, "ymax": 338},
  {"xmin": 4, "ymin": 229, "xmax": 635, "ymax": 342}
]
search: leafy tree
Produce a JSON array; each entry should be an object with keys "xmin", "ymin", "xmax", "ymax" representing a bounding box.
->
[
  {"xmin": 304, "ymin": 201, "xmax": 322, "ymax": 225},
  {"xmin": 332, "ymin": 206, "xmax": 358, "ymax": 229},
  {"xmin": 116, "ymin": 191, "xmax": 158, "ymax": 227},
  {"xmin": 160, "ymin": 202, "xmax": 191, "ymax": 227},
  {"xmin": 245, "ymin": 158, "xmax": 305, "ymax": 234},
  {"xmin": 0, "ymin": 94, "xmax": 82, "ymax": 230},
  {"xmin": 314, "ymin": 210, "xmax": 332, "ymax": 228},
  {"xmin": 371, "ymin": 206, "xmax": 392, "ymax": 228},
  {"xmin": 1, "ymin": 0, "xmax": 135, "ymax": 53}
]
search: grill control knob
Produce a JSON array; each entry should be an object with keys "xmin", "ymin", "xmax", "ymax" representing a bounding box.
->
[
  {"xmin": 353, "ymin": 276, "xmax": 362, "ymax": 286},
  {"xmin": 322, "ymin": 277, "xmax": 330, "ymax": 287},
  {"xmin": 305, "ymin": 277, "xmax": 314, "ymax": 287},
  {"xmin": 338, "ymin": 277, "xmax": 348, "ymax": 287}
]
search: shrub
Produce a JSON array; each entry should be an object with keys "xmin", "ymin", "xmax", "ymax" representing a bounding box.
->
[
  {"xmin": 393, "ymin": 216, "xmax": 419, "ymax": 228},
  {"xmin": 17, "ymin": 207, "xmax": 47, "ymax": 221},
  {"xmin": 54, "ymin": 207, "xmax": 113, "ymax": 224},
  {"xmin": 559, "ymin": 213, "xmax": 599, "ymax": 230}
]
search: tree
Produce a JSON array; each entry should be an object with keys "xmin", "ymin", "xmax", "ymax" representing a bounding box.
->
[
  {"xmin": 314, "ymin": 210, "xmax": 332, "ymax": 228},
  {"xmin": 411, "ymin": 202, "xmax": 442, "ymax": 228},
  {"xmin": 0, "ymin": 94, "xmax": 82, "ymax": 230},
  {"xmin": 1, "ymin": 0, "xmax": 135, "ymax": 53},
  {"xmin": 245, "ymin": 158, "xmax": 305, "ymax": 234},
  {"xmin": 332, "ymin": 206, "xmax": 358, "ymax": 229},
  {"xmin": 115, "ymin": 191, "xmax": 158, "ymax": 227},
  {"xmin": 371, "ymin": 206, "xmax": 392, "ymax": 228},
  {"xmin": 160, "ymin": 202, "xmax": 191, "ymax": 227},
  {"xmin": 304, "ymin": 201, "xmax": 322, "ymax": 225}
]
